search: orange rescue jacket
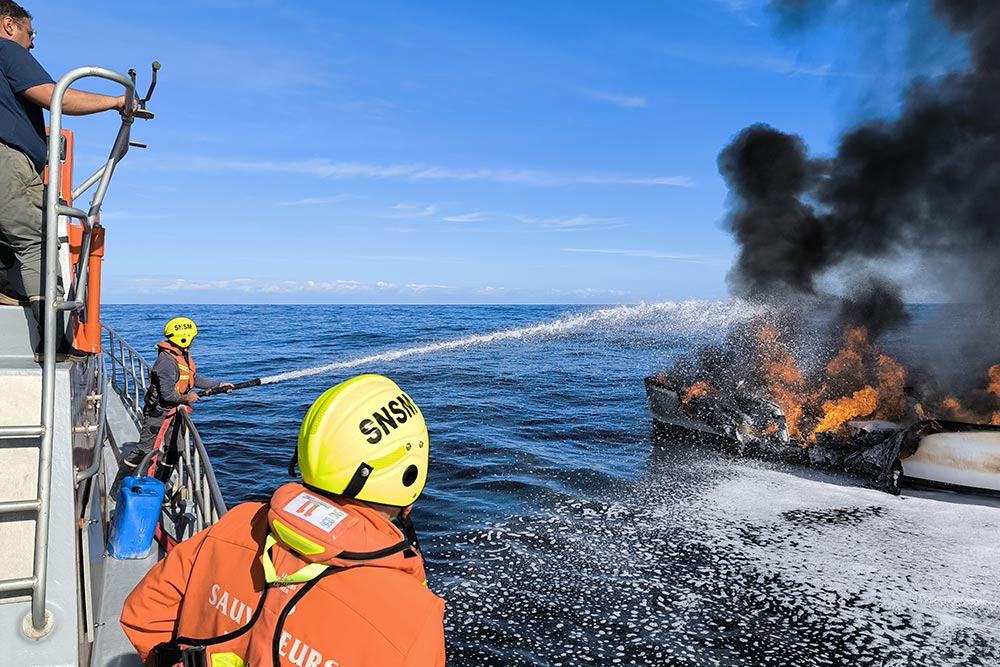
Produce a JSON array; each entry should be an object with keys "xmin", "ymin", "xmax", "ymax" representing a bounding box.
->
[
  {"xmin": 120, "ymin": 483, "xmax": 446, "ymax": 667},
  {"xmin": 156, "ymin": 340, "xmax": 197, "ymax": 395}
]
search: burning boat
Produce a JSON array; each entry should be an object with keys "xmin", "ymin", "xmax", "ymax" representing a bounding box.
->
[
  {"xmin": 644, "ymin": 376, "xmax": 790, "ymax": 448},
  {"xmin": 647, "ymin": 373, "xmax": 1000, "ymax": 495},
  {"xmin": 645, "ymin": 319, "xmax": 1000, "ymax": 496}
]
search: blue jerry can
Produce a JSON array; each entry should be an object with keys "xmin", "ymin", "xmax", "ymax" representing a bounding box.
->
[{"xmin": 109, "ymin": 476, "xmax": 165, "ymax": 559}]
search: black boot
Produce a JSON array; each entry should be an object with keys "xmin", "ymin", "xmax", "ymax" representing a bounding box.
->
[
  {"xmin": 0, "ymin": 265, "xmax": 29, "ymax": 307},
  {"xmin": 31, "ymin": 300, "xmax": 88, "ymax": 363},
  {"xmin": 0, "ymin": 281, "xmax": 28, "ymax": 306}
]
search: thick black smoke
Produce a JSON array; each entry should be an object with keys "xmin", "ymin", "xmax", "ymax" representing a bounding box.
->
[
  {"xmin": 717, "ymin": 124, "xmax": 829, "ymax": 301},
  {"xmin": 719, "ymin": 0, "xmax": 1000, "ymax": 385}
]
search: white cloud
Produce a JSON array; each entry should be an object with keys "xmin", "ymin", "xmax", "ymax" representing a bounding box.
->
[
  {"xmin": 127, "ymin": 277, "xmax": 521, "ymax": 295},
  {"xmin": 561, "ymin": 247, "xmax": 721, "ymax": 263},
  {"xmin": 386, "ymin": 202, "xmax": 439, "ymax": 218},
  {"xmin": 582, "ymin": 89, "xmax": 649, "ymax": 108},
  {"xmin": 116, "ymin": 276, "xmax": 661, "ymax": 303},
  {"xmin": 186, "ymin": 158, "xmax": 693, "ymax": 188},
  {"xmin": 609, "ymin": 175, "xmax": 695, "ymax": 187},
  {"xmin": 720, "ymin": 2, "xmax": 763, "ymax": 29},
  {"xmin": 278, "ymin": 195, "xmax": 355, "ymax": 206},
  {"xmin": 99, "ymin": 209, "xmax": 172, "ymax": 221},
  {"xmin": 350, "ymin": 254, "xmax": 480, "ymax": 265},
  {"xmin": 131, "ymin": 278, "xmax": 391, "ymax": 294},
  {"xmin": 517, "ymin": 215, "xmax": 623, "ymax": 231},
  {"xmin": 442, "ymin": 212, "xmax": 488, "ymax": 223},
  {"xmin": 644, "ymin": 39, "xmax": 845, "ymax": 78}
]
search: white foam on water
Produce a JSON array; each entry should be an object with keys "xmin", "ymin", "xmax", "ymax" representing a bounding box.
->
[
  {"xmin": 700, "ymin": 463, "xmax": 1000, "ymax": 654},
  {"xmin": 258, "ymin": 299, "xmax": 764, "ymax": 386},
  {"xmin": 436, "ymin": 453, "xmax": 1000, "ymax": 665}
]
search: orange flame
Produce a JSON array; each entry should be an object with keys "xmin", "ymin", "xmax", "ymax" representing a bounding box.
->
[
  {"xmin": 986, "ymin": 364, "xmax": 1000, "ymax": 425},
  {"xmin": 670, "ymin": 322, "xmax": 1000, "ymax": 444},
  {"xmin": 989, "ymin": 364, "xmax": 1000, "ymax": 397},
  {"xmin": 875, "ymin": 354, "xmax": 906, "ymax": 422},
  {"xmin": 825, "ymin": 326, "xmax": 868, "ymax": 382},
  {"xmin": 753, "ymin": 324, "xmax": 910, "ymax": 440},
  {"xmin": 939, "ymin": 396, "xmax": 978, "ymax": 422},
  {"xmin": 681, "ymin": 381, "xmax": 711, "ymax": 404},
  {"xmin": 813, "ymin": 386, "xmax": 879, "ymax": 436},
  {"xmin": 756, "ymin": 324, "xmax": 808, "ymax": 437}
]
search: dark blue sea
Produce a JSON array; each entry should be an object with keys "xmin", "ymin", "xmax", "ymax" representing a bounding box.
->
[{"xmin": 101, "ymin": 303, "xmax": 1000, "ymax": 667}]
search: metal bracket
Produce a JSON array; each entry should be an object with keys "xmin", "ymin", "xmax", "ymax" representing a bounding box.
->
[{"xmin": 21, "ymin": 609, "xmax": 53, "ymax": 640}]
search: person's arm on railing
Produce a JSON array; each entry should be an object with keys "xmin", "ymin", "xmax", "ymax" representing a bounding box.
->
[{"xmin": 21, "ymin": 82, "xmax": 129, "ymax": 115}]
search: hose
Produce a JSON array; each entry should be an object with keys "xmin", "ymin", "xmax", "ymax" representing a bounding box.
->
[{"xmin": 199, "ymin": 378, "xmax": 262, "ymax": 397}]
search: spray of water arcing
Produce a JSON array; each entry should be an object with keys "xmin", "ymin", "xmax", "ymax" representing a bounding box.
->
[{"xmin": 258, "ymin": 300, "xmax": 766, "ymax": 386}]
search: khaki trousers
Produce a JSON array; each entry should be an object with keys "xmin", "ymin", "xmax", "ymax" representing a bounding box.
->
[{"xmin": 0, "ymin": 144, "xmax": 60, "ymax": 300}]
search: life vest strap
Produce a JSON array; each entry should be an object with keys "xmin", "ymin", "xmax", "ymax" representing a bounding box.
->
[
  {"xmin": 261, "ymin": 533, "xmax": 330, "ymax": 584},
  {"xmin": 159, "ymin": 508, "xmax": 423, "ymax": 666},
  {"xmin": 269, "ymin": 562, "xmax": 348, "ymax": 667}
]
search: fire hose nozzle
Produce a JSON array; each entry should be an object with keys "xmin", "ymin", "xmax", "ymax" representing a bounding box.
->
[{"xmin": 200, "ymin": 378, "xmax": 262, "ymax": 397}]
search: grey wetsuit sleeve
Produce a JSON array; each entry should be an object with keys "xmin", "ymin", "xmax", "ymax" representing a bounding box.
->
[
  {"xmin": 153, "ymin": 354, "xmax": 184, "ymax": 404},
  {"xmin": 193, "ymin": 373, "xmax": 221, "ymax": 390}
]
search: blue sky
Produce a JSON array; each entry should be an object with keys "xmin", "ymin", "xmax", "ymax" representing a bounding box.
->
[{"xmin": 29, "ymin": 0, "xmax": 962, "ymax": 304}]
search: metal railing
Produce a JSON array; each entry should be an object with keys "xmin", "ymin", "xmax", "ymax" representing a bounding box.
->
[
  {"xmin": 172, "ymin": 408, "xmax": 227, "ymax": 530},
  {"xmin": 102, "ymin": 323, "xmax": 227, "ymax": 532},
  {"xmin": 0, "ymin": 66, "xmax": 139, "ymax": 637},
  {"xmin": 103, "ymin": 326, "xmax": 150, "ymax": 425}
]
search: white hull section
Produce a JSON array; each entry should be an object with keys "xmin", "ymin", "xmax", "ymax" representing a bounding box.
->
[{"xmin": 903, "ymin": 430, "xmax": 1000, "ymax": 493}]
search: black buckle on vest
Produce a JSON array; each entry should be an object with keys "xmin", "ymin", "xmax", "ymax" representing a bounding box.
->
[{"xmin": 152, "ymin": 643, "xmax": 206, "ymax": 667}]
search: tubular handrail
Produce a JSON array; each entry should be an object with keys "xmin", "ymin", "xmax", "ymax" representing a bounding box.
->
[
  {"xmin": 32, "ymin": 66, "xmax": 137, "ymax": 636},
  {"xmin": 174, "ymin": 409, "xmax": 227, "ymax": 528},
  {"xmin": 0, "ymin": 426, "xmax": 44, "ymax": 438},
  {"xmin": 103, "ymin": 326, "xmax": 149, "ymax": 423}
]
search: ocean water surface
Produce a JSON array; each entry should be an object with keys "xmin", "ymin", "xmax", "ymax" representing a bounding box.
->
[{"xmin": 101, "ymin": 303, "xmax": 1000, "ymax": 667}]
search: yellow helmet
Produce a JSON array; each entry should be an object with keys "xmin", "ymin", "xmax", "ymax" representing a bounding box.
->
[
  {"xmin": 164, "ymin": 317, "xmax": 198, "ymax": 348},
  {"xmin": 297, "ymin": 374, "xmax": 429, "ymax": 507}
]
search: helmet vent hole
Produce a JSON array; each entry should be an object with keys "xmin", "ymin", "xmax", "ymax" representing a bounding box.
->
[{"xmin": 402, "ymin": 465, "xmax": 419, "ymax": 487}]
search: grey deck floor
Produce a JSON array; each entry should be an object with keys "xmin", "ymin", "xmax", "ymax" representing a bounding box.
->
[{"xmin": 91, "ymin": 386, "xmax": 155, "ymax": 667}]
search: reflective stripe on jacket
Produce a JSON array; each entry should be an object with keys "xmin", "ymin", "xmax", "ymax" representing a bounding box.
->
[
  {"xmin": 142, "ymin": 341, "xmax": 198, "ymax": 416},
  {"xmin": 156, "ymin": 340, "xmax": 197, "ymax": 395},
  {"xmin": 120, "ymin": 483, "xmax": 446, "ymax": 667}
]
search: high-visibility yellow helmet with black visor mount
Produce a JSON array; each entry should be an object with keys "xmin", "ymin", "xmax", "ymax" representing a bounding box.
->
[
  {"xmin": 297, "ymin": 374, "xmax": 429, "ymax": 507},
  {"xmin": 164, "ymin": 317, "xmax": 198, "ymax": 348}
]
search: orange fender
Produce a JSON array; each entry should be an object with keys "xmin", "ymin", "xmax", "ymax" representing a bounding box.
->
[{"xmin": 72, "ymin": 224, "xmax": 105, "ymax": 353}]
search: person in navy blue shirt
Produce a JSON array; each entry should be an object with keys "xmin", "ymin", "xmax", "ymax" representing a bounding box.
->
[{"xmin": 0, "ymin": 1, "xmax": 129, "ymax": 360}]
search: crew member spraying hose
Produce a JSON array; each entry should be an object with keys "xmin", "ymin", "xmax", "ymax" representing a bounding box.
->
[
  {"xmin": 111, "ymin": 317, "xmax": 233, "ymax": 498},
  {"xmin": 199, "ymin": 377, "xmax": 261, "ymax": 396}
]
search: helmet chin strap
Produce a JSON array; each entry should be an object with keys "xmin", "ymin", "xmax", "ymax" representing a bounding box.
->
[
  {"xmin": 398, "ymin": 506, "xmax": 421, "ymax": 553},
  {"xmin": 287, "ymin": 454, "xmax": 374, "ymax": 505},
  {"xmin": 341, "ymin": 462, "xmax": 373, "ymax": 498}
]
